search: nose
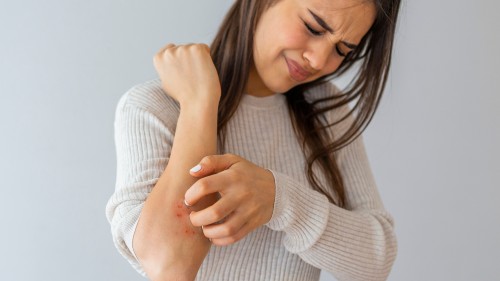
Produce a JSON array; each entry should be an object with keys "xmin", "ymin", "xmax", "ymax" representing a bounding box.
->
[{"xmin": 302, "ymin": 41, "xmax": 331, "ymax": 71}]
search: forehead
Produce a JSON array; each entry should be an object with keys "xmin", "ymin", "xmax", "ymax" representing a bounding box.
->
[{"xmin": 296, "ymin": 0, "xmax": 376, "ymax": 42}]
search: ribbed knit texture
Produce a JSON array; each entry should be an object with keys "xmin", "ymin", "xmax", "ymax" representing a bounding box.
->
[{"xmin": 105, "ymin": 79, "xmax": 398, "ymax": 281}]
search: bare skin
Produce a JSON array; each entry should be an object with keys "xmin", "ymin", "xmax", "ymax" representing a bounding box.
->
[
  {"xmin": 132, "ymin": 44, "xmax": 220, "ymax": 281},
  {"xmin": 184, "ymin": 154, "xmax": 275, "ymax": 246},
  {"xmin": 181, "ymin": 0, "xmax": 376, "ymax": 247},
  {"xmin": 172, "ymin": 200, "xmax": 197, "ymax": 237},
  {"xmin": 132, "ymin": 0, "xmax": 377, "ymax": 280}
]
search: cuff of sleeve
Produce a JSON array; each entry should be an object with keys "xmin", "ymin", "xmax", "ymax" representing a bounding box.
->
[
  {"xmin": 265, "ymin": 170, "xmax": 330, "ymax": 253},
  {"xmin": 110, "ymin": 204, "xmax": 148, "ymax": 278},
  {"xmin": 124, "ymin": 218, "xmax": 141, "ymax": 262}
]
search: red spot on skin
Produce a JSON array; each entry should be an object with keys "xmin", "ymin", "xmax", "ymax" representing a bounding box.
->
[
  {"xmin": 173, "ymin": 200, "xmax": 189, "ymax": 219},
  {"xmin": 171, "ymin": 200, "xmax": 199, "ymax": 237},
  {"xmin": 180, "ymin": 226, "xmax": 198, "ymax": 237}
]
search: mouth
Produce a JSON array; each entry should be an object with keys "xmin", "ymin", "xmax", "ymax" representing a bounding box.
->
[{"xmin": 285, "ymin": 56, "xmax": 312, "ymax": 83}]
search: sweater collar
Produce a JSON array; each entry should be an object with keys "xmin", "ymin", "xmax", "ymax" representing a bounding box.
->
[{"xmin": 240, "ymin": 93, "xmax": 286, "ymax": 108}]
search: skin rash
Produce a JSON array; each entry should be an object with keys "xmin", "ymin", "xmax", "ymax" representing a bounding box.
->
[{"xmin": 173, "ymin": 200, "xmax": 197, "ymax": 236}]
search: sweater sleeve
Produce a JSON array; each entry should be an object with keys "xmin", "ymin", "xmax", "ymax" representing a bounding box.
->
[
  {"xmin": 265, "ymin": 133, "xmax": 398, "ymax": 281},
  {"xmin": 105, "ymin": 90, "xmax": 177, "ymax": 277}
]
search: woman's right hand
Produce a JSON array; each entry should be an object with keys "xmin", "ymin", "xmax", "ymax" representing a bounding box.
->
[{"xmin": 153, "ymin": 43, "xmax": 221, "ymax": 106}]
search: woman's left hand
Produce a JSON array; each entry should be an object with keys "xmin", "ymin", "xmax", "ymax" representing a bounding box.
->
[{"xmin": 184, "ymin": 154, "xmax": 276, "ymax": 246}]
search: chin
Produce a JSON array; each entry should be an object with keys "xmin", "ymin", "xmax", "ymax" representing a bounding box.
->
[{"xmin": 265, "ymin": 78, "xmax": 296, "ymax": 94}]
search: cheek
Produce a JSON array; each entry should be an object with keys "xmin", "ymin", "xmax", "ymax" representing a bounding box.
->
[
  {"xmin": 276, "ymin": 25, "xmax": 307, "ymax": 52},
  {"xmin": 258, "ymin": 17, "xmax": 306, "ymax": 59},
  {"xmin": 324, "ymin": 57, "xmax": 344, "ymax": 75}
]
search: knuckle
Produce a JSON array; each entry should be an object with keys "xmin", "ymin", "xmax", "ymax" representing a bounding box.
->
[
  {"xmin": 187, "ymin": 44, "xmax": 200, "ymax": 53},
  {"xmin": 201, "ymin": 155, "xmax": 215, "ymax": 165},
  {"xmin": 200, "ymin": 44, "xmax": 210, "ymax": 52},
  {"xmin": 195, "ymin": 43, "xmax": 206, "ymax": 51},
  {"xmin": 174, "ymin": 45, "xmax": 184, "ymax": 53},
  {"xmin": 197, "ymin": 180, "xmax": 211, "ymax": 194},
  {"xmin": 227, "ymin": 169, "xmax": 241, "ymax": 181},
  {"xmin": 249, "ymin": 204, "xmax": 260, "ymax": 216},
  {"xmin": 191, "ymin": 215, "xmax": 202, "ymax": 227},
  {"xmin": 153, "ymin": 52, "xmax": 163, "ymax": 62},
  {"xmin": 210, "ymin": 208, "xmax": 225, "ymax": 221},
  {"xmin": 226, "ymin": 153, "xmax": 238, "ymax": 160},
  {"xmin": 221, "ymin": 224, "xmax": 236, "ymax": 236},
  {"xmin": 236, "ymin": 190, "xmax": 253, "ymax": 205},
  {"xmin": 223, "ymin": 153, "xmax": 234, "ymax": 158},
  {"xmin": 227, "ymin": 173, "xmax": 238, "ymax": 183}
]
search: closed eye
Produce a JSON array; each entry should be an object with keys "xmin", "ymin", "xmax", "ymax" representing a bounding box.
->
[
  {"xmin": 335, "ymin": 45, "xmax": 346, "ymax": 57},
  {"xmin": 304, "ymin": 21, "xmax": 346, "ymax": 57},
  {"xmin": 304, "ymin": 22, "xmax": 323, "ymax": 36}
]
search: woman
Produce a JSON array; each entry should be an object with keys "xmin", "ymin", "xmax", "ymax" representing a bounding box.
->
[{"xmin": 106, "ymin": 0, "xmax": 401, "ymax": 280}]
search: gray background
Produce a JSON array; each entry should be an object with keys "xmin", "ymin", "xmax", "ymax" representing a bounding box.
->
[{"xmin": 1, "ymin": 0, "xmax": 498, "ymax": 280}]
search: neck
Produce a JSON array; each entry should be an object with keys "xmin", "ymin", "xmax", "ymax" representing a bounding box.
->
[{"xmin": 245, "ymin": 64, "xmax": 274, "ymax": 97}]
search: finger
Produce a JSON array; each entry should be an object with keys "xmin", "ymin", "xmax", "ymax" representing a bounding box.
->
[
  {"xmin": 210, "ymin": 221, "xmax": 252, "ymax": 246},
  {"xmin": 159, "ymin": 43, "xmax": 176, "ymax": 54},
  {"xmin": 153, "ymin": 43, "xmax": 176, "ymax": 64},
  {"xmin": 189, "ymin": 154, "xmax": 240, "ymax": 178},
  {"xmin": 201, "ymin": 210, "xmax": 249, "ymax": 239},
  {"xmin": 184, "ymin": 171, "xmax": 231, "ymax": 206},
  {"xmin": 199, "ymin": 43, "xmax": 211, "ymax": 53},
  {"xmin": 189, "ymin": 196, "xmax": 238, "ymax": 227}
]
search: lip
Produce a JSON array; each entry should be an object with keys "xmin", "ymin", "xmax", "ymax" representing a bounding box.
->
[{"xmin": 285, "ymin": 57, "xmax": 312, "ymax": 82}]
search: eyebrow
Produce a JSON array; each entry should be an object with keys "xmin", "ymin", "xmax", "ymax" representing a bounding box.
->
[{"xmin": 308, "ymin": 9, "xmax": 358, "ymax": 49}]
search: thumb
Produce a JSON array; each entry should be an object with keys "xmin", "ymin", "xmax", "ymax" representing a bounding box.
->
[{"xmin": 189, "ymin": 154, "xmax": 239, "ymax": 177}]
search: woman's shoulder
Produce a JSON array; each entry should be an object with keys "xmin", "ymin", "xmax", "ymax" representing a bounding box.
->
[{"xmin": 116, "ymin": 78, "xmax": 180, "ymax": 121}]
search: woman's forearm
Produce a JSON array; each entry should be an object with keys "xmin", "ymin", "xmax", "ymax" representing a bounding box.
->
[{"xmin": 133, "ymin": 99, "xmax": 219, "ymax": 281}]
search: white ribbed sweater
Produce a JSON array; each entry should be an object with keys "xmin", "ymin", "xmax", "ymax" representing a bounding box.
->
[{"xmin": 105, "ymin": 79, "xmax": 398, "ymax": 281}]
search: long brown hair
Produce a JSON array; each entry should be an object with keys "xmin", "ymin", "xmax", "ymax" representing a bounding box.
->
[{"xmin": 210, "ymin": 0, "xmax": 401, "ymax": 208}]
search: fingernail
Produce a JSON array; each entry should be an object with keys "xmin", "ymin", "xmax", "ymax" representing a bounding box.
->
[
  {"xmin": 184, "ymin": 199, "xmax": 192, "ymax": 207},
  {"xmin": 190, "ymin": 164, "xmax": 202, "ymax": 173}
]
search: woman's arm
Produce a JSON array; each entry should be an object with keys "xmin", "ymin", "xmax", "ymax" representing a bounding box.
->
[
  {"xmin": 184, "ymin": 135, "xmax": 397, "ymax": 281},
  {"xmin": 180, "ymin": 83, "xmax": 397, "ymax": 280},
  {"xmin": 133, "ymin": 44, "xmax": 221, "ymax": 281},
  {"xmin": 265, "ymin": 135, "xmax": 398, "ymax": 281},
  {"xmin": 132, "ymin": 101, "xmax": 218, "ymax": 281}
]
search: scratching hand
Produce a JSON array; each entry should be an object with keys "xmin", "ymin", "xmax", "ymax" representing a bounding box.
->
[{"xmin": 184, "ymin": 154, "xmax": 276, "ymax": 246}]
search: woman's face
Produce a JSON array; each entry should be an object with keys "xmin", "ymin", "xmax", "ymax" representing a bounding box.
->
[{"xmin": 246, "ymin": 0, "xmax": 376, "ymax": 96}]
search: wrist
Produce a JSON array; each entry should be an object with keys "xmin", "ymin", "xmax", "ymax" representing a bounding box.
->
[
  {"xmin": 178, "ymin": 89, "xmax": 220, "ymax": 108},
  {"xmin": 180, "ymin": 101, "xmax": 219, "ymax": 123},
  {"xmin": 180, "ymin": 97, "xmax": 219, "ymax": 115}
]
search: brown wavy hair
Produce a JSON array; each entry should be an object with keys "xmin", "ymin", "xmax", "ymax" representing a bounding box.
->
[{"xmin": 210, "ymin": 0, "xmax": 401, "ymax": 208}]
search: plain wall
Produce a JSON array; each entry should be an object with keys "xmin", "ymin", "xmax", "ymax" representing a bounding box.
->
[{"xmin": 0, "ymin": 0, "xmax": 498, "ymax": 280}]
